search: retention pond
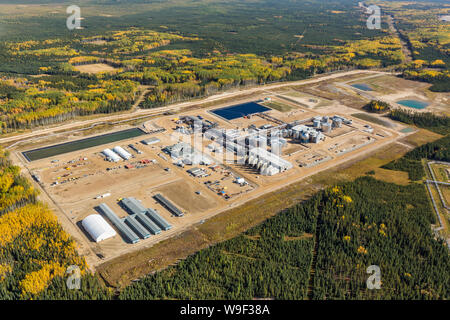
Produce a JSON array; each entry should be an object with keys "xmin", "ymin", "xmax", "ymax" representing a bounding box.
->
[{"xmin": 23, "ymin": 128, "xmax": 146, "ymax": 161}]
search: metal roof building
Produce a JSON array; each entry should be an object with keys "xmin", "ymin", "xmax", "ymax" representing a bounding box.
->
[
  {"xmin": 141, "ymin": 137, "xmax": 161, "ymax": 145},
  {"xmin": 147, "ymin": 208, "xmax": 172, "ymax": 231},
  {"xmin": 154, "ymin": 194, "xmax": 184, "ymax": 217},
  {"xmin": 136, "ymin": 212, "xmax": 161, "ymax": 235},
  {"xmin": 125, "ymin": 216, "xmax": 151, "ymax": 239},
  {"xmin": 82, "ymin": 214, "xmax": 117, "ymax": 242},
  {"xmin": 122, "ymin": 197, "xmax": 147, "ymax": 215},
  {"xmin": 98, "ymin": 203, "xmax": 140, "ymax": 244}
]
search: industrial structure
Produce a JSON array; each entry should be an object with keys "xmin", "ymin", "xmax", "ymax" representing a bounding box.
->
[
  {"xmin": 81, "ymin": 214, "xmax": 117, "ymax": 242},
  {"xmin": 124, "ymin": 215, "xmax": 151, "ymax": 239},
  {"xmin": 244, "ymin": 147, "xmax": 293, "ymax": 176},
  {"xmin": 147, "ymin": 208, "xmax": 172, "ymax": 231},
  {"xmin": 102, "ymin": 148, "xmax": 121, "ymax": 163},
  {"xmin": 98, "ymin": 203, "xmax": 140, "ymax": 244},
  {"xmin": 121, "ymin": 197, "xmax": 171, "ymax": 232},
  {"xmin": 163, "ymin": 142, "xmax": 213, "ymax": 165},
  {"xmin": 113, "ymin": 146, "xmax": 132, "ymax": 160},
  {"xmin": 141, "ymin": 137, "xmax": 161, "ymax": 145},
  {"xmin": 154, "ymin": 193, "xmax": 184, "ymax": 217}
]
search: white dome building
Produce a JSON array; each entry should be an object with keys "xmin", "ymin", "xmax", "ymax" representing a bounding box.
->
[{"xmin": 82, "ymin": 214, "xmax": 117, "ymax": 242}]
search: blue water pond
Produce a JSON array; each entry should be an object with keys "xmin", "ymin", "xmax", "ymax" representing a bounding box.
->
[
  {"xmin": 396, "ymin": 99, "xmax": 429, "ymax": 110},
  {"xmin": 211, "ymin": 102, "xmax": 271, "ymax": 120}
]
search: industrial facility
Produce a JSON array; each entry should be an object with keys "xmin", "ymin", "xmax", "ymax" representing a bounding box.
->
[
  {"xmin": 93, "ymin": 197, "xmax": 174, "ymax": 244},
  {"xmin": 19, "ymin": 93, "xmax": 395, "ymax": 261},
  {"xmin": 163, "ymin": 142, "xmax": 214, "ymax": 166}
]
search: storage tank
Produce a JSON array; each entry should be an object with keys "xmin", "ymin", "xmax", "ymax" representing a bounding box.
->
[
  {"xmin": 113, "ymin": 146, "xmax": 132, "ymax": 160},
  {"xmin": 332, "ymin": 118, "xmax": 342, "ymax": 128},
  {"xmin": 300, "ymin": 132, "xmax": 310, "ymax": 143},
  {"xmin": 256, "ymin": 160, "xmax": 264, "ymax": 170},
  {"xmin": 102, "ymin": 148, "xmax": 121, "ymax": 162},
  {"xmin": 313, "ymin": 119, "xmax": 322, "ymax": 129},
  {"xmin": 271, "ymin": 142, "xmax": 282, "ymax": 156},
  {"xmin": 310, "ymin": 132, "xmax": 320, "ymax": 143},
  {"xmin": 313, "ymin": 116, "xmax": 322, "ymax": 122},
  {"xmin": 322, "ymin": 123, "xmax": 332, "ymax": 133}
]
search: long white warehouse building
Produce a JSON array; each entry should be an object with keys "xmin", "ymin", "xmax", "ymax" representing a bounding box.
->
[
  {"xmin": 102, "ymin": 148, "xmax": 121, "ymax": 162},
  {"xmin": 113, "ymin": 146, "xmax": 132, "ymax": 160},
  {"xmin": 245, "ymin": 147, "xmax": 293, "ymax": 176},
  {"xmin": 82, "ymin": 214, "xmax": 117, "ymax": 242}
]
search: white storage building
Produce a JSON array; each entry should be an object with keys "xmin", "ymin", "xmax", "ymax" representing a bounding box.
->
[
  {"xmin": 113, "ymin": 146, "xmax": 132, "ymax": 160},
  {"xmin": 245, "ymin": 147, "xmax": 293, "ymax": 176},
  {"xmin": 102, "ymin": 148, "xmax": 121, "ymax": 162},
  {"xmin": 82, "ymin": 214, "xmax": 117, "ymax": 242}
]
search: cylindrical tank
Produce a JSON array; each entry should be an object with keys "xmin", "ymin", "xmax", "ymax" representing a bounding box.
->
[
  {"xmin": 313, "ymin": 119, "xmax": 321, "ymax": 128},
  {"xmin": 310, "ymin": 132, "xmax": 320, "ymax": 143},
  {"xmin": 300, "ymin": 132, "xmax": 310, "ymax": 143},
  {"xmin": 322, "ymin": 123, "xmax": 332, "ymax": 133},
  {"xmin": 272, "ymin": 143, "xmax": 281, "ymax": 156},
  {"xmin": 332, "ymin": 118, "xmax": 342, "ymax": 128}
]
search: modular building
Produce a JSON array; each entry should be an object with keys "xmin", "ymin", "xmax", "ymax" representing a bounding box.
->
[
  {"xmin": 136, "ymin": 212, "xmax": 161, "ymax": 235},
  {"xmin": 154, "ymin": 194, "xmax": 184, "ymax": 217},
  {"xmin": 121, "ymin": 197, "xmax": 147, "ymax": 215},
  {"xmin": 147, "ymin": 208, "xmax": 172, "ymax": 231},
  {"xmin": 125, "ymin": 216, "xmax": 151, "ymax": 239},
  {"xmin": 141, "ymin": 137, "xmax": 161, "ymax": 145},
  {"xmin": 113, "ymin": 146, "xmax": 132, "ymax": 160},
  {"xmin": 102, "ymin": 148, "xmax": 121, "ymax": 163},
  {"xmin": 82, "ymin": 214, "xmax": 117, "ymax": 242},
  {"xmin": 98, "ymin": 203, "xmax": 140, "ymax": 244},
  {"xmin": 187, "ymin": 167, "xmax": 205, "ymax": 177}
]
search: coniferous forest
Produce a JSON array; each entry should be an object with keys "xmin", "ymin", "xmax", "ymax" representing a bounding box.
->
[
  {"xmin": 119, "ymin": 177, "xmax": 450, "ymax": 300},
  {"xmin": 383, "ymin": 110, "xmax": 450, "ymax": 181}
]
